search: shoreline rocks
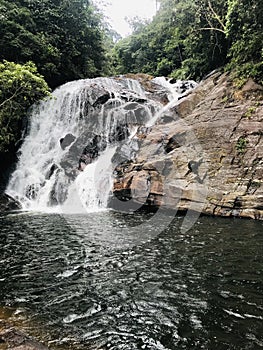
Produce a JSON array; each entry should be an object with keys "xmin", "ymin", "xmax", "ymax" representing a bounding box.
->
[
  {"xmin": 0, "ymin": 322, "xmax": 49, "ymax": 350},
  {"xmin": 0, "ymin": 193, "xmax": 22, "ymax": 212}
]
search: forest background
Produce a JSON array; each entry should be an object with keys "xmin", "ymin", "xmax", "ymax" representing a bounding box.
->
[{"xmin": 0, "ymin": 0, "xmax": 262, "ymax": 180}]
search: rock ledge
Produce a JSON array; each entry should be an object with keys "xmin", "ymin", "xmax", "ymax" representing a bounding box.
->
[{"xmin": 112, "ymin": 72, "xmax": 263, "ymax": 220}]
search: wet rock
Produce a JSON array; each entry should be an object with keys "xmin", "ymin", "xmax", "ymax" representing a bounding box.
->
[
  {"xmin": 122, "ymin": 73, "xmax": 170, "ymax": 104},
  {"xmin": 169, "ymin": 79, "xmax": 197, "ymax": 94},
  {"xmin": 112, "ymin": 72, "xmax": 263, "ymax": 220},
  {"xmin": 85, "ymin": 83, "xmax": 111, "ymax": 107},
  {"xmin": 92, "ymin": 91, "xmax": 111, "ymax": 107},
  {"xmin": 46, "ymin": 164, "xmax": 58, "ymax": 180},
  {"xmin": 25, "ymin": 183, "xmax": 44, "ymax": 200},
  {"xmin": 59, "ymin": 133, "xmax": 76, "ymax": 150},
  {"xmin": 0, "ymin": 193, "xmax": 22, "ymax": 212},
  {"xmin": 78, "ymin": 134, "xmax": 109, "ymax": 170},
  {"xmin": 109, "ymin": 124, "xmax": 130, "ymax": 143}
]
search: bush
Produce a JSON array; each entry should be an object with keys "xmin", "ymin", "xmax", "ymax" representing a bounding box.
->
[{"xmin": 0, "ymin": 60, "xmax": 50, "ymax": 153}]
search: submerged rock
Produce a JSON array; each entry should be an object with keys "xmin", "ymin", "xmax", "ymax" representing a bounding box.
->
[
  {"xmin": 0, "ymin": 193, "xmax": 22, "ymax": 212},
  {"xmin": 112, "ymin": 72, "xmax": 263, "ymax": 220}
]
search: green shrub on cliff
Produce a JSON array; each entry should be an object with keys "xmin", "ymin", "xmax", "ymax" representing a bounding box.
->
[{"xmin": 0, "ymin": 60, "xmax": 50, "ymax": 153}]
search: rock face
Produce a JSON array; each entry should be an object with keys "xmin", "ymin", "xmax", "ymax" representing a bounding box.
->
[
  {"xmin": 0, "ymin": 193, "xmax": 22, "ymax": 212},
  {"xmin": 112, "ymin": 72, "xmax": 263, "ymax": 220}
]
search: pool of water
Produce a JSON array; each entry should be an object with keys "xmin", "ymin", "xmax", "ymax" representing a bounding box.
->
[{"xmin": 0, "ymin": 211, "xmax": 262, "ymax": 349}]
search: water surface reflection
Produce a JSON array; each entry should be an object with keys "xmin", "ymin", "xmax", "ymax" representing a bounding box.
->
[{"xmin": 0, "ymin": 212, "xmax": 262, "ymax": 349}]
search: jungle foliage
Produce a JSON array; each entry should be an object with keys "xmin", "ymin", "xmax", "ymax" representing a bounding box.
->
[
  {"xmin": 113, "ymin": 0, "xmax": 263, "ymax": 83},
  {"xmin": 0, "ymin": 60, "xmax": 50, "ymax": 153},
  {"xmin": 0, "ymin": 0, "xmax": 108, "ymax": 88},
  {"xmin": 0, "ymin": 0, "xmax": 110, "ymax": 160}
]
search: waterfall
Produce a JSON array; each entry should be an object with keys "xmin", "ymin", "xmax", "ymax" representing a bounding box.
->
[
  {"xmin": 147, "ymin": 77, "xmax": 197, "ymax": 126},
  {"xmin": 7, "ymin": 76, "xmax": 196, "ymax": 213},
  {"xmin": 7, "ymin": 77, "xmax": 160, "ymax": 212},
  {"xmin": 62, "ymin": 146, "xmax": 117, "ymax": 214}
]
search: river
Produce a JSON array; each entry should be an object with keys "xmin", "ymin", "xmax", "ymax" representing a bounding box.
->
[{"xmin": 0, "ymin": 211, "xmax": 262, "ymax": 349}]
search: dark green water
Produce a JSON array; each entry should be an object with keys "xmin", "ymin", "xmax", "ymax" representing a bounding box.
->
[{"xmin": 0, "ymin": 211, "xmax": 262, "ymax": 349}]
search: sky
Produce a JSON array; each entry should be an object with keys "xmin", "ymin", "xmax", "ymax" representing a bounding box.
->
[{"xmin": 94, "ymin": 0, "xmax": 158, "ymax": 37}]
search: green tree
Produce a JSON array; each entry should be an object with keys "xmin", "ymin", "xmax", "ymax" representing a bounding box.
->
[
  {"xmin": 225, "ymin": 0, "xmax": 263, "ymax": 83},
  {"xmin": 0, "ymin": 0, "xmax": 107, "ymax": 88},
  {"xmin": 113, "ymin": 0, "xmax": 262, "ymax": 83},
  {"xmin": 113, "ymin": 0, "xmax": 228, "ymax": 79},
  {"xmin": 0, "ymin": 60, "xmax": 50, "ymax": 153}
]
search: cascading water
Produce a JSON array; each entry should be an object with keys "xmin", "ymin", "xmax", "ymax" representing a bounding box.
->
[
  {"xmin": 62, "ymin": 146, "xmax": 117, "ymax": 214},
  {"xmin": 7, "ymin": 77, "xmax": 159, "ymax": 212},
  {"xmin": 7, "ymin": 76, "xmax": 196, "ymax": 213},
  {"xmin": 147, "ymin": 77, "xmax": 197, "ymax": 126}
]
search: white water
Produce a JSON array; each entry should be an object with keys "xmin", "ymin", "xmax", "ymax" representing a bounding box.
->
[
  {"xmin": 7, "ymin": 76, "xmax": 196, "ymax": 214},
  {"xmin": 7, "ymin": 77, "xmax": 160, "ymax": 213},
  {"xmin": 147, "ymin": 77, "xmax": 197, "ymax": 126},
  {"xmin": 62, "ymin": 146, "xmax": 117, "ymax": 214}
]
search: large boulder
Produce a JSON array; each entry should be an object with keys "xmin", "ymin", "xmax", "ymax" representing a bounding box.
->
[
  {"xmin": 0, "ymin": 193, "xmax": 22, "ymax": 212},
  {"xmin": 112, "ymin": 72, "xmax": 263, "ymax": 220}
]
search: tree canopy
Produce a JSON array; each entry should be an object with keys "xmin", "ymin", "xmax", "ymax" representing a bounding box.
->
[
  {"xmin": 0, "ymin": 0, "xmax": 107, "ymax": 88},
  {"xmin": 0, "ymin": 60, "xmax": 50, "ymax": 153},
  {"xmin": 113, "ymin": 0, "xmax": 263, "ymax": 83}
]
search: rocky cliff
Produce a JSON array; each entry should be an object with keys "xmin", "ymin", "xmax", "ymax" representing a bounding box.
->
[{"xmin": 112, "ymin": 72, "xmax": 263, "ymax": 220}]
